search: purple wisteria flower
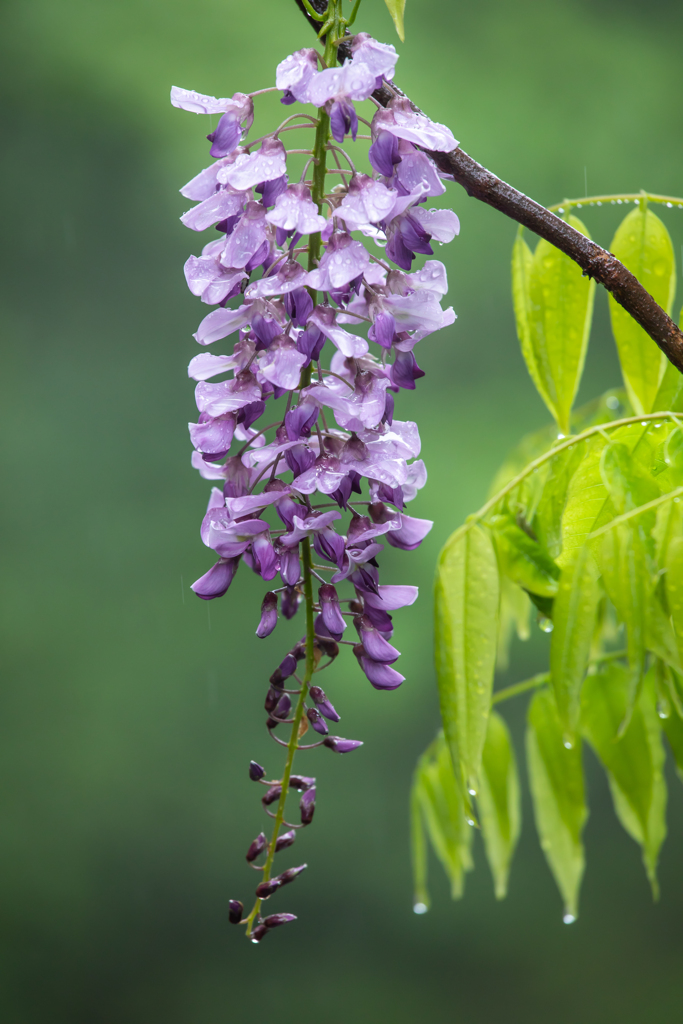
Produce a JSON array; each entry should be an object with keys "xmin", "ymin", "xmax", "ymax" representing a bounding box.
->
[{"xmin": 172, "ymin": 25, "xmax": 459, "ymax": 942}]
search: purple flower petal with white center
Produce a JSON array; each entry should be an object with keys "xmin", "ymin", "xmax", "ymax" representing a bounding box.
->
[
  {"xmin": 350, "ymin": 33, "xmax": 398, "ymax": 81},
  {"xmin": 319, "ymin": 584, "xmax": 347, "ymax": 637},
  {"xmin": 191, "ymin": 557, "xmax": 239, "ymax": 600},
  {"xmin": 171, "ymin": 87, "xmax": 254, "ymax": 125},
  {"xmin": 407, "ymin": 306, "xmax": 457, "ymax": 345},
  {"xmin": 372, "ymin": 98, "xmax": 458, "ymax": 152},
  {"xmin": 391, "ymin": 349, "xmax": 425, "ymax": 390},
  {"xmin": 292, "ymin": 455, "xmax": 348, "ymax": 496},
  {"xmin": 400, "ymin": 260, "xmax": 448, "ymax": 297},
  {"xmin": 308, "ymin": 306, "xmax": 368, "ymax": 359},
  {"xmin": 323, "ymin": 736, "xmax": 363, "ymax": 754},
  {"xmin": 246, "ymin": 260, "xmax": 307, "ymax": 300},
  {"xmin": 195, "ymin": 371, "xmax": 261, "ymax": 417},
  {"xmin": 368, "ymin": 130, "xmax": 400, "ymax": 177},
  {"xmin": 306, "ymin": 62, "xmax": 377, "ymax": 108},
  {"xmin": 306, "ymin": 234, "xmax": 370, "ymax": 291},
  {"xmin": 193, "ymin": 304, "xmax": 253, "ymax": 346},
  {"xmin": 180, "ymin": 154, "xmax": 244, "ymax": 201},
  {"xmin": 224, "ymin": 489, "xmax": 291, "ymax": 520},
  {"xmin": 285, "ymin": 400, "xmax": 319, "ymax": 441},
  {"xmin": 202, "ymin": 510, "xmax": 270, "ymax": 558},
  {"xmin": 220, "ymin": 137, "xmax": 287, "ymax": 192},
  {"xmin": 394, "ymin": 151, "xmax": 446, "ymax": 198},
  {"xmin": 336, "ymin": 174, "xmax": 397, "ymax": 231},
  {"xmin": 306, "ymin": 708, "xmax": 328, "ymax": 738},
  {"xmin": 354, "ymin": 616, "xmax": 401, "ymax": 662},
  {"xmin": 275, "ymin": 48, "xmax": 319, "ymax": 102},
  {"xmin": 189, "ymin": 411, "xmax": 236, "ymax": 455},
  {"xmin": 279, "ymin": 510, "xmax": 342, "ymax": 548},
  {"xmin": 354, "ymin": 644, "xmax": 405, "ymax": 690},
  {"xmin": 384, "ymin": 289, "xmax": 446, "ymax": 334},
  {"xmin": 266, "ymin": 183, "xmax": 327, "ymax": 235},
  {"xmin": 309, "ymin": 685, "xmax": 340, "ymax": 722},
  {"xmin": 305, "ymin": 373, "xmax": 390, "ymax": 433},
  {"xmin": 180, "ymin": 188, "xmax": 247, "ymax": 232},
  {"xmin": 252, "ymin": 532, "xmax": 278, "ymax": 581},
  {"xmin": 207, "ymin": 113, "xmax": 242, "ymax": 158},
  {"xmin": 220, "ymin": 202, "xmax": 269, "ymax": 269},
  {"xmin": 410, "ymin": 206, "xmax": 460, "ymax": 243},
  {"xmin": 184, "ymin": 257, "xmax": 247, "ymax": 305},
  {"xmin": 256, "ymin": 174, "xmax": 288, "ymax": 208},
  {"xmin": 257, "ymin": 335, "xmax": 307, "ymax": 391},
  {"xmin": 256, "ymin": 591, "xmax": 278, "ymax": 637}
]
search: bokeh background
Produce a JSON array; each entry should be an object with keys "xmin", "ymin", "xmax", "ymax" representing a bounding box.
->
[{"xmin": 2, "ymin": 0, "xmax": 683, "ymax": 1020}]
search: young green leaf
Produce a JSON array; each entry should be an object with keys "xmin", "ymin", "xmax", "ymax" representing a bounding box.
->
[
  {"xmin": 526, "ymin": 688, "xmax": 587, "ymax": 921},
  {"xmin": 435, "ymin": 525, "xmax": 500, "ymax": 794},
  {"xmin": 525, "ymin": 215, "xmax": 596, "ymax": 434},
  {"xmin": 534, "ymin": 441, "xmax": 587, "ymax": 559},
  {"xmin": 491, "ymin": 514, "xmax": 560, "ymax": 598},
  {"xmin": 550, "ymin": 544, "xmax": 601, "ymax": 740},
  {"xmin": 414, "ymin": 734, "xmax": 474, "ymax": 899},
  {"xmin": 496, "ymin": 575, "xmax": 531, "ymax": 671},
  {"xmin": 609, "ymin": 205, "xmax": 676, "ymax": 415},
  {"xmin": 478, "ymin": 710, "xmax": 521, "ymax": 899},
  {"xmin": 383, "ymin": 0, "xmax": 406, "ymax": 41},
  {"xmin": 512, "ymin": 231, "xmax": 551, "ymax": 411},
  {"xmin": 652, "ymin": 359, "xmax": 683, "ymax": 413},
  {"xmin": 581, "ymin": 664, "xmax": 667, "ymax": 897},
  {"xmin": 661, "ymin": 697, "xmax": 683, "ymax": 785}
]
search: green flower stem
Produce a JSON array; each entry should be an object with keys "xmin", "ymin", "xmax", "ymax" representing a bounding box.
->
[{"xmin": 548, "ymin": 192, "xmax": 683, "ymax": 213}]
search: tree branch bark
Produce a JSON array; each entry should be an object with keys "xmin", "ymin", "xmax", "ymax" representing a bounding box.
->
[{"xmin": 303, "ymin": 23, "xmax": 683, "ymax": 373}]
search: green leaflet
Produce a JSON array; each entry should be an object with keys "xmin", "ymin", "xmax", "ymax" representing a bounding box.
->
[
  {"xmin": 582, "ymin": 664, "xmax": 667, "ymax": 897},
  {"xmin": 549, "ymin": 544, "xmax": 601, "ymax": 740},
  {"xmin": 410, "ymin": 772, "xmax": 429, "ymax": 912},
  {"xmin": 652, "ymin": 359, "xmax": 683, "ymax": 413},
  {"xmin": 435, "ymin": 525, "xmax": 500, "ymax": 793},
  {"xmin": 526, "ymin": 688, "xmax": 587, "ymax": 921},
  {"xmin": 609, "ymin": 205, "xmax": 676, "ymax": 415},
  {"xmin": 652, "ymin": 495, "xmax": 683, "ymax": 668},
  {"xmin": 534, "ymin": 441, "xmax": 587, "ymax": 560},
  {"xmin": 662, "ymin": 698, "xmax": 683, "ymax": 785},
  {"xmin": 478, "ymin": 711, "xmax": 521, "ymax": 899},
  {"xmin": 382, "ymin": 0, "xmax": 406, "ymax": 40},
  {"xmin": 512, "ymin": 217, "xmax": 596, "ymax": 435},
  {"xmin": 412, "ymin": 733, "xmax": 474, "ymax": 902},
  {"xmin": 491, "ymin": 514, "xmax": 560, "ymax": 598},
  {"xmin": 496, "ymin": 575, "xmax": 531, "ymax": 671}
]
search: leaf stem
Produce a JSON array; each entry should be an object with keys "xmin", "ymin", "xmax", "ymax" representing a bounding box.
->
[{"xmin": 548, "ymin": 192, "xmax": 683, "ymax": 214}]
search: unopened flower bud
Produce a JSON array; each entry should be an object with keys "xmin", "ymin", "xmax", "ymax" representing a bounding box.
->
[
  {"xmin": 289, "ymin": 775, "xmax": 315, "ymax": 791},
  {"xmin": 250, "ymin": 923, "xmax": 268, "ymax": 942},
  {"xmin": 246, "ymin": 831, "xmax": 268, "ymax": 862},
  {"xmin": 353, "ymin": 642, "xmax": 405, "ymax": 690},
  {"xmin": 271, "ymin": 652, "xmax": 297, "ymax": 685},
  {"xmin": 306, "ymin": 707, "xmax": 329, "ymax": 736},
  {"xmin": 349, "ymin": 599, "xmax": 364, "ymax": 614},
  {"xmin": 292, "ymin": 640, "xmax": 307, "ymax": 661},
  {"xmin": 249, "ymin": 760, "xmax": 265, "ymax": 781},
  {"xmin": 228, "ymin": 899, "xmax": 243, "ymax": 924},
  {"xmin": 275, "ymin": 829, "xmax": 296, "ymax": 852},
  {"xmin": 309, "ymin": 685, "xmax": 340, "ymax": 722},
  {"xmin": 280, "ymin": 585, "xmax": 302, "ymax": 620},
  {"xmin": 276, "ymin": 863, "xmax": 307, "ymax": 886},
  {"xmin": 323, "ymin": 735, "xmax": 364, "ymax": 754},
  {"xmin": 255, "ymin": 878, "xmax": 280, "ymax": 899},
  {"xmin": 256, "ymin": 591, "xmax": 278, "ymax": 638},
  {"xmin": 263, "ymin": 912, "xmax": 297, "ymax": 929},
  {"xmin": 264, "ymin": 686, "xmax": 281, "ymax": 714},
  {"xmin": 262, "ymin": 785, "xmax": 282, "ymax": 807},
  {"xmin": 273, "ymin": 692, "xmax": 292, "ymax": 719},
  {"xmin": 316, "ymin": 636, "xmax": 339, "ymax": 659},
  {"xmin": 300, "ymin": 785, "xmax": 316, "ymax": 825}
]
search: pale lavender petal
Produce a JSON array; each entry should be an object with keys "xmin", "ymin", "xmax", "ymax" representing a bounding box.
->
[
  {"xmin": 220, "ymin": 202, "xmax": 269, "ymax": 269},
  {"xmin": 368, "ymin": 130, "xmax": 400, "ymax": 176},
  {"xmin": 306, "ymin": 63, "xmax": 376, "ymax": 106},
  {"xmin": 359, "ymin": 655, "xmax": 405, "ymax": 690},
  {"xmin": 193, "ymin": 304, "xmax": 253, "ymax": 346},
  {"xmin": 187, "ymin": 348, "xmax": 252, "ymax": 381},
  {"xmin": 180, "ymin": 189, "xmax": 246, "ymax": 232},
  {"xmin": 245, "ymin": 260, "xmax": 307, "ymax": 299},
  {"xmin": 265, "ymin": 184, "xmax": 327, "ymax": 235},
  {"xmin": 310, "ymin": 235, "xmax": 369, "ymax": 290},
  {"xmin": 394, "ymin": 151, "xmax": 445, "ymax": 197},
  {"xmin": 383, "ymin": 289, "xmax": 445, "ymax": 331},
  {"xmin": 171, "ymin": 87, "xmax": 233, "ymax": 115},
  {"xmin": 386, "ymin": 513, "xmax": 433, "ymax": 550},
  {"xmin": 350, "ymin": 33, "xmax": 398, "ymax": 81},
  {"xmin": 180, "ymin": 156, "xmax": 241, "ymax": 201},
  {"xmin": 372, "ymin": 99, "xmax": 458, "ymax": 152},
  {"xmin": 275, "ymin": 48, "xmax": 319, "ymax": 102},
  {"xmin": 309, "ymin": 306, "xmax": 368, "ymax": 359},
  {"xmin": 362, "ymin": 584, "xmax": 419, "ymax": 610},
  {"xmin": 252, "ymin": 533, "xmax": 278, "ymax": 581},
  {"xmin": 224, "ymin": 490, "xmax": 291, "ymax": 519},
  {"xmin": 258, "ymin": 335, "xmax": 307, "ymax": 391},
  {"xmin": 404, "ymin": 260, "xmax": 448, "ymax": 296},
  {"xmin": 406, "ymin": 306, "xmax": 457, "ymax": 344},
  {"xmin": 188, "ymin": 412, "xmax": 236, "ymax": 454},
  {"xmin": 402, "ymin": 459, "xmax": 427, "ymax": 502},
  {"xmin": 184, "ymin": 257, "xmax": 247, "ymax": 304},
  {"xmin": 207, "ymin": 113, "xmax": 242, "ymax": 158},
  {"xmin": 191, "ymin": 451, "xmax": 228, "ymax": 480},
  {"xmin": 410, "ymin": 206, "xmax": 460, "ymax": 243},
  {"xmin": 336, "ymin": 174, "xmax": 397, "ymax": 230},
  {"xmin": 195, "ymin": 372, "xmax": 261, "ymax": 416},
  {"xmin": 220, "ymin": 138, "xmax": 287, "ymax": 191}
]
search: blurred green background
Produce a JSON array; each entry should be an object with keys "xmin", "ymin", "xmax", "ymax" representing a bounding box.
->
[{"xmin": 1, "ymin": 0, "xmax": 683, "ymax": 1020}]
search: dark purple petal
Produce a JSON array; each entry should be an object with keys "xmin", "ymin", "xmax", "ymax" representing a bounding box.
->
[
  {"xmin": 319, "ymin": 584, "xmax": 347, "ymax": 637},
  {"xmin": 256, "ymin": 591, "xmax": 278, "ymax": 638},
  {"xmin": 285, "ymin": 400, "xmax": 319, "ymax": 441},
  {"xmin": 313, "ymin": 526, "xmax": 345, "ymax": 568},
  {"xmin": 323, "ymin": 736, "xmax": 364, "ymax": 753},
  {"xmin": 382, "ymin": 390, "xmax": 395, "ymax": 425},
  {"xmin": 256, "ymin": 173, "xmax": 288, "ymax": 208},
  {"xmin": 274, "ymin": 864, "xmax": 307, "ymax": 886},
  {"xmin": 223, "ymin": 457, "xmax": 251, "ymax": 498},
  {"xmin": 309, "ymin": 684, "xmax": 340, "ymax": 722},
  {"xmin": 250, "ymin": 923, "xmax": 269, "ymax": 942},
  {"xmin": 355, "ymin": 615, "xmax": 400, "ymax": 662},
  {"xmin": 246, "ymin": 832, "xmax": 268, "ymax": 862},
  {"xmin": 249, "ymin": 760, "xmax": 265, "ymax": 781},
  {"xmin": 300, "ymin": 784, "xmax": 317, "ymax": 823},
  {"xmin": 285, "ymin": 287, "xmax": 314, "ymax": 327},
  {"xmin": 255, "ymin": 879, "xmax": 280, "ymax": 899},
  {"xmin": 215, "ymin": 213, "xmax": 241, "ymax": 237},
  {"xmin": 238, "ymin": 399, "xmax": 266, "ymax": 431},
  {"xmin": 306, "ymin": 708, "xmax": 329, "ymax": 736},
  {"xmin": 354, "ymin": 644, "xmax": 405, "ymax": 690},
  {"xmin": 400, "ymin": 214, "xmax": 433, "ymax": 256},
  {"xmin": 262, "ymin": 784, "xmax": 282, "ymax": 807},
  {"xmin": 281, "ymin": 584, "xmax": 302, "ymax": 619},
  {"xmin": 289, "ymin": 775, "xmax": 315, "ymax": 791},
  {"xmin": 251, "ymin": 314, "xmax": 281, "ymax": 349},
  {"xmin": 330, "ymin": 99, "xmax": 358, "ymax": 143},
  {"xmin": 285, "ymin": 443, "xmax": 316, "ymax": 477},
  {"xmin": 391, "ymin": 349, "xmax": 425, "ymax": 390},
  {"xmin": 228, "ymin": 899, "xmax": 243, "ymax": 924},
  {"xmin": 386, "ymin": 227, "xmax": 414, "ymax": 271},
  {"xmin": 368, "ymin": 130, "xmax": 401, "ymax": 177},
  {"xmin": 191, "ymin": 557, "xmax": 239, "ymax": 600},
  {"xmin": 361, "ymin": 602, "xmax": 394, "ymax": 634},
  {"xmin": 207, "ymin": 113, "xmax": 241, "ymax": 158},
  {"xmin": 280, "ymin": 89, "xmax": 297, "ymax": 105},
  {"xmin": 368, "ymin": 311, "xmax": 397, "ymax": 349},
  {"xmin": 252, "ymin": 533, "xmax": 278, "ymax": 581},
  {"xmin": 263, "ymin": 912, "xmax": 297, "ymax": 928},
  {"xmin": 297, "ymin": 324, "xmax": 325, "ymax": 361},
  {"xmin": 279, "ymin": 547, "xmax": 301, "ymax": 587},
  {"xmin": 275, "ymin": 830, "xmax": 296, "ymax": 853},
  {"xmin": 273, "ymin": 692, "xmax": 292, "ymax": 720},
  {"xmin": 330, "ymin": 474, "xmax": 353, "ymax": 509}
]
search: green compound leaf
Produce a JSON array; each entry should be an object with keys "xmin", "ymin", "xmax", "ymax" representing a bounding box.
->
[
  {"xmin": 652, "ymin": 359, "xmax": 683, "ymax": 413},
  {"xmin": 513, "ymin": 217, "xmax": 596, "ymax": 435},
  {"xmin": 435, "ymin": 525, "xmax": 500, "ymax": 794},
  {"xmin": 491, "ymin": 514, "xmax": 560, "ymax": 598},
  {"xmin": 478, "ymin": 711, "xmax": 521, "ymax": 899},
  {"xmin": 549, "ymin": 544, "xmax": 601, "ymax": 741},
  {"xmin": 609, "ymin": 204, "xmax": 677, "ymax": 415},
  {"xmin": 582, "ymin": 664, "xmax": 667, "ymax": 898},
  {"xmin": 526, "ymin": 688, "xmax": 587, "ymax": 921},
  {"xmin": 412, "ymin": 733, "xmax": 474, "ymax": 903},
  {"xmin": 496, "ymin": 575, "xmax": 531, "ymax": 672},
  {"xmin": 662, "ymin": 692, "xmax": 683, "ymax": 785},
  {"xmin": 383, "ymin": 0, "xmax": 406, "ymax": 41}
]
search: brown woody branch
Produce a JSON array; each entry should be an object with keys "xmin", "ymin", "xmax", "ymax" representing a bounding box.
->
[{"xmin": 293, "ymin": 4, "xmax": 683, "ymax": 372}]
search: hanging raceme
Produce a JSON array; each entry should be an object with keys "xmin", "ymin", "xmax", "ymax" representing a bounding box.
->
[{"xmin": 413, "ymin": 192, "xmax": 683, "ymax": 919}]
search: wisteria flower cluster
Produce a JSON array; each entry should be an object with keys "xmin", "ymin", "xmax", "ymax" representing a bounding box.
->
[{"xmin": 172, "ymin": 22, "xmax": 459, "ymax": 942}]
